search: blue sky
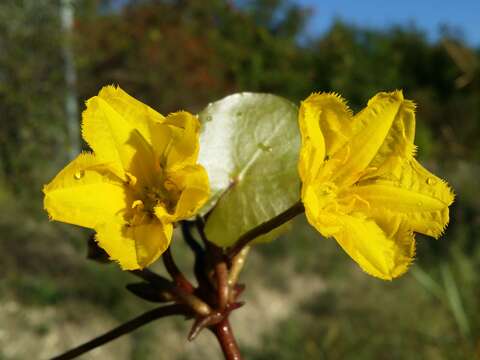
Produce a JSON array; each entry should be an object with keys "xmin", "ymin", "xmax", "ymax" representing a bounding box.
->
[{"xmin": 293, "ymin": 0, "xmax": 480, "ymax": 46}]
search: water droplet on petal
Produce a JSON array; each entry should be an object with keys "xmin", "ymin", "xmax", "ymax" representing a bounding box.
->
[
  {"xmin": 426, "ymin": 177, "xmax": 436, "ymax": 185},
  {"xmin": 74, "ymin": 170, "xmax": 85, "ymax": 180},
  {"xmin": 417, "ymin": 201, "xmax": 423, "ymax": 207}
]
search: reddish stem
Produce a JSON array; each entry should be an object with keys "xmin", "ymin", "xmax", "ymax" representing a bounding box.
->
[
  {"xmin": 227, "ymin": 201, "xmax": 304, "ymax": 259},
  {"xmin": 163, "ymin": 247, "xmax": 195, "ymax": 293},
  {"xmin": 212, "ymin": 318, "xmax": 243, "ymax": 360}
]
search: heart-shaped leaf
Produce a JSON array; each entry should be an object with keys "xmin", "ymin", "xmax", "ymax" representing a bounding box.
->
[{"xmin": 198, "ymin": 93, "xmax": 300, "ymax": 247}]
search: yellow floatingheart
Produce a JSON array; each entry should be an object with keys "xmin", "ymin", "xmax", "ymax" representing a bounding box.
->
[
  {"xmin": 44, "ymin": 86, "xmax": 210, "ymax": 270},
  {"xmin": 298, "ymin": 91, "xmax": 454, "ymax": 280}
]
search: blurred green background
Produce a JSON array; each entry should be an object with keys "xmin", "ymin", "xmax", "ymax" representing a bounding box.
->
[{"xmin": 1, "ymin": 0, "xmax": 479, "ymax": 359}]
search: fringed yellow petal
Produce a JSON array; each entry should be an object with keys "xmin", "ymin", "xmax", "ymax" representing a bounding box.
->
[
  {"xmin": 95, "ymin": 219, "xmax": 172, "ymax": 270},
  {"xmin": 301, "ymin": 93, "xmax": 353, "ymax": 156},
  {"xmin": 43, "ymin": 152, "xmax": 129, "ymax": 229},
  {"xmin": 397, "ymin": 159, "xmax": 452, "ymax": 236},
  {"xmin": 130, "ymin": 222, "xmax": 173, "ymax": 268},
  {"xmin": 330, "ymin": 213, "xmax": 415, "ymax": 280},
  {"xmin": 154, "ymin": 164, "xmax": 210, "ymax": 223},
  {"xmin": 98, "ymin": 86, "xmax": 165, "ymax": 142},
  {"xmin": 345, "ymin": 158, "xmax": 454, "ymax": 238},
  {"xmin": 95, "ymin": 220, "xmax": 138, "ymax": 270},
  {"xmin": 82, "ymin": 93, "xmax": 157, "ymax": 185},
  {"xmin": 403, "ymin": 160, "xmax": 454, "ymax": 237},
  {"xmin": 171, "ymin": 165, "xmax": 210, "ymax": 220},
  {"xmin": 330, "ymin": 91, "xmax": 404, "ymax": 186},
  {"xmin": 303, "ymin": 204, "xmax": 416, "ymax": 280},
  {"xmin": 161, "ymin": 111, "xmax": 201, "ymax": 171},
  {"xmin": 98, "ymin": 86, "xmax": 174, "ymax": 161},
  {"xmin": 346, "ymin": 183, "xmax": 447, "ymax": 213},
  {"xmin": 365, "ymin": 99, "xmax": 417, "ymax": 177},
  {"xmin": 298, "ymin": 94, "xmax": 326, "ymax": 183}
]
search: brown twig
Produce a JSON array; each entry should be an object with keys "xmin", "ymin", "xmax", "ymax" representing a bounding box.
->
[
  {"xmin": 195, "ymin": 217, "xmax": 226, "ymax": 304},
  {"xmin": 50, "ymin": 305, "xmax": 189, "ymax": 360},
  {"xmin": 227, "ymin": 201, "xmax": 304, "ymax": 258},
  {"xmin": 130, "ymin": 269, "xmax": 211, "ymax": 316},
  {"xmin": 212, "ymin": 318, "xmax": 243, "ymax": 360},
  {"xmin": 195, "ymin": 215, "xmax": 210, "ymax": 246},
  {"xmin": 163, "ymin": 247, "xmax": 195, "ymax": 293},
  {"xmin": 215, "ymin": 259, "xmax": 229, "ymax": 310},
  {"xmin": 206, "ymin": 238, "xmax": 229, "ymax": 310},
  {"xmin": 181, "ymin": 221, "xmax": 212, "ymax": 295},
  {"xmin": 181, "ymin": 221, "xmax": 204, "ymax": 256}
]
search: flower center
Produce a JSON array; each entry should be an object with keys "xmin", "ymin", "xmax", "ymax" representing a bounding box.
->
[{"xmin": 124, "ymin": 172, "xmax": 181, "ymax": 226}]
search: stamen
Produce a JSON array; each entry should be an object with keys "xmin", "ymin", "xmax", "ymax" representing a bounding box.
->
[
  {"xmin": 125, "ymin": 172, "xmax": 137, "ymax": 187},
  {"xmin": 132, "ymin": 199, "xmax": 144, "ymax": 210},
  {"xmin": 164, "ymin": 179, "xmax": 176, "ymax": 191}
]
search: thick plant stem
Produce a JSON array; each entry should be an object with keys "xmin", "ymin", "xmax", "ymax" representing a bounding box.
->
[
  {"xmin": 215, "ymin": 260, "xmax": 229, "ymax": 310},
  {"xmin": 227, "ymin": 201, "xmax": 305, "ymax": 258},
  {"xmin": 212, "ymin": 318, "xmax": 243, "ymax": 360},
  {"xmin": 51, "ymin": 305, "xmax": 188, "ymax": 360},
  {"xmin": 207, "ymin": 241, "xmax": 229, "ymax": 310}
]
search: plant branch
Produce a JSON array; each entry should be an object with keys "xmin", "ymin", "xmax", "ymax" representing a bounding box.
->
[
  {"xmin": 215, "ymin": 258, "xmax": 229, "ymax": 310},
  {"xmin": 181, "ymin": 221, "xmax": 204, "ymax": 256},
  {"xmin": 130, "ymin": 269, "xmax": 211, "ymax": 316},
  {"xmin": 227, "ymin": 201, "xmax": 304, "ymax": 258},
  {"xmin": 50, "ymin": 305, "xmax": 189, "ymax": 360},
  {"xmin": 212, "ymin": 318, "xmax": 243, "ymax": 360},
  {"xmin": 181, "ymin": 221, "xmax": 212, "ymax": 296},
  {"xmin": 163, "ymin": 247, "xmax": 195, "ymax": 293},
  {"xmin": 201, "ymin": 237, "xmax": 230, "ymax": 310},
  {"xmin": 195, "ymin": 215, "xmax": 210, "ymax": 246}
]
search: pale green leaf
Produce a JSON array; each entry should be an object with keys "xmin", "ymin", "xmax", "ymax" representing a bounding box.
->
[{"xmin": 198, "ymin": 93, "xmax": 300, "ymax": 247}]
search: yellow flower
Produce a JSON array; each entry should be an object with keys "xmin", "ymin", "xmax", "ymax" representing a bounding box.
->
[
  {"xmin": 44, "ymin": 86, "xmax": 210, "ymax": 270},
  {"xmin": 298, "ymin": 91, "xmax": 454, "ymax": 280}
]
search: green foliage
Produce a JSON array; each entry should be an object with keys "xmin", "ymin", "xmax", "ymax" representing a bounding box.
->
[
  {"xmin": 14, "ymin": 275, "xmax": 65, "ymax": 306},
  {"xmin": 0, "ymin": 0, "xmax": 66, "ymax": 195},
  {"xmin": 198, "ymin": 93, "xmax": 300, "ymax": 246}
]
